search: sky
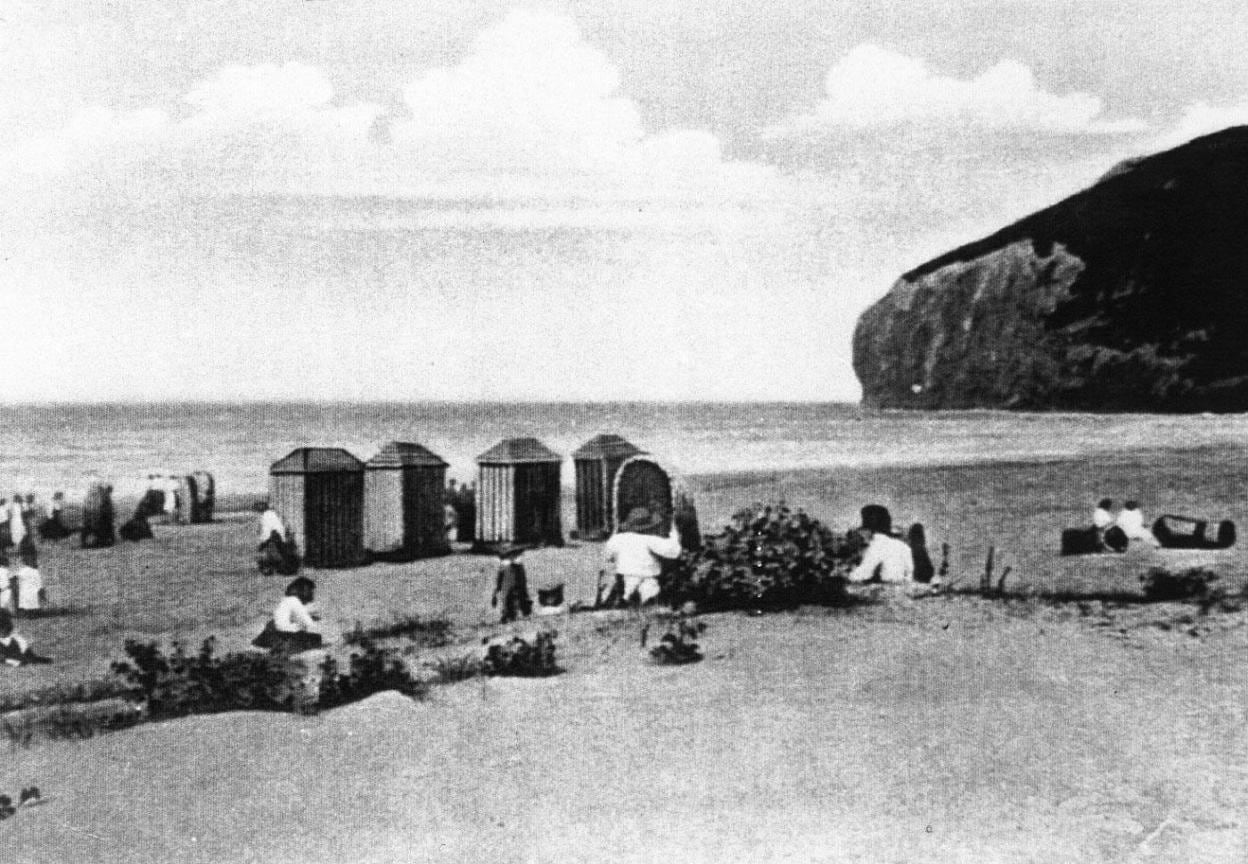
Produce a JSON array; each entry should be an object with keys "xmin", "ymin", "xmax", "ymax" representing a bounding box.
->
[{"xmin": 4, "ymin": 0, "xmax": 1248, "ymax": 403}]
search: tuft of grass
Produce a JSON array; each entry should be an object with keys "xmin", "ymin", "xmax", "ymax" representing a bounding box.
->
[{"xmin": 428, "ymin": 652, "xmax": 484, "ymax": 684}]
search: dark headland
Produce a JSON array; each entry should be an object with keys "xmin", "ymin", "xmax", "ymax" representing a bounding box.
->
[{"xmin": 854, "ymin": 126, "xmax": 1248, "ymax": 412}]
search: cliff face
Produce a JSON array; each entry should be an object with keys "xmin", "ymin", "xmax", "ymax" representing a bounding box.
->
[{"xmin": 853, "ymin": 126, "xmax": 1248, "ymax": 411}]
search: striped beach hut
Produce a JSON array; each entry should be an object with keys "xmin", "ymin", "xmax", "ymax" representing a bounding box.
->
[
  {"xmin": 475, "ymin": 438, "xmax": 564, "ymax": 548},
  {"xmin": 269, "ymin": 447, "xmax": 366, "ymax": 569},
  {"xmin": 613, "ymin": 454, "xmax": 702, "ymax": 552},
  {"xmin": 364, "ymin": 442, "xmax": 450, "ymax": 560},
  {"xmin": 572, "ymin": 434, "xmax": 643, "ymax": 541}
]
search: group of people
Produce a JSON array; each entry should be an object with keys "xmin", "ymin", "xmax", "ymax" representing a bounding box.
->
[
  {"xmin": 1, "ymin": 492, "xmax": 69, "ymax": 550},
  {"xmin": 1093, "ymin": 498, "xmax": 1160, "ymax": 550}
]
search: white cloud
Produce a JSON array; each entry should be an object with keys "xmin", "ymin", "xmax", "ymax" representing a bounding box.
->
[
  {"xmin": 768, "ymin": 44, "xmax": 1145, "ymax": 139},
  {"xmin": 2, "ymin": 11, "xmax": 767, "ymax": 208}
]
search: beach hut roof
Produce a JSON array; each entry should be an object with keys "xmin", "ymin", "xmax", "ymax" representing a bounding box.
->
[
  {"xmin": 270, "ymin": 447, "xmax": 364, "ymax": 475},
  {"xmin": 366, "ymin": 441, "xmax": 448, "ymax": 469},
  {"xmin": 572, "ymin": 433, "xmax": 644, "ymax": 460},
  {"xmin": 476, "ymin": 437, "xmax": 562, "ymax": 464}
]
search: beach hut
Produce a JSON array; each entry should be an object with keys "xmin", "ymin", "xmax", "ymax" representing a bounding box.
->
[
  {"xmin": 571, "ymin": 434, "xmax": 644, "ymax": 540},
  {"xmin": 364, "ymin": 442, "xmax": 450, "ymax": 560},
  {"xmin": 475, "ymin": 438, "xmax": 564, "ymax": 548},
  {"xmin": 612, "ymin": 454, "xmax": 702, "ymax": 552},
  {"xmin": 268, "ymin": 448, "xmax": 366, "ymax": 569}
]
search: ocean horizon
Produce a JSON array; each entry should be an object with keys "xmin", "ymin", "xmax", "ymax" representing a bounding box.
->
[{"xmin": 2, "ymin": 401, "xmax": 1247, "ymax": 502}]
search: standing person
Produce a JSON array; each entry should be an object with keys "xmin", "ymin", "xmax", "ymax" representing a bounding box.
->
[
  {"xmin": 14, "ymin": 552, "xmax": 42, "ymax": 614},
  {"xmin": 849, "ymin": 505, "xmax": 916, "ymax": 583},
  {"xmin": 492, "ymin": 545, "xmax": 532, "ymax": 623},
  {"xmin": 39, "ymin": 491, "xmax": 70, "ymax": 541},
  {"xmin": 444, "ymin": 479, "xmax": 460, "ymax": 546},
  {"xmin": 7, "ymin": 494, "xmax": 26, "ymax": 553},
  {"xmin": 601, "ymin": 507, "xmax": 682, "ymax": 608},
  {"xmin": 1115, "ymin": 500, "xmax": 1160, "ymax": 547},
  {"xmin": 253, "ymin": 577, "xmax": 322, "ymax": 652},
  {"xmin": 0, "ymin": 497, "xmax": 10, "ymax": 550},
  {"xmin": 0, "ymin": 553, "xmax": 12, "ymax": 613},
  {"xmin": 907, "ymin": 523, "xmax": 937, "ymax": 584}
]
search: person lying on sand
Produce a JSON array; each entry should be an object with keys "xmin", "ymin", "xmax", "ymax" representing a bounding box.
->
[
  {"xmin": 849, "ymin": 505, "xmax": 926, "ymax": 584},
  {"xmin": 0, "ymin": 610, "xmax": 52, "ymax": 666}
]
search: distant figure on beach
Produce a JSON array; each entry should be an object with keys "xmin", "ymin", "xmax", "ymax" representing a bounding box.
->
[
  {"xmin": 0, "ymin": 553, "xmax": 11, "ymax": 613},
  {"xmin": 849, "ymin": 505, "xmax": 915, "ymax": 583},
  {"xmin": 0, "ymin": 498, "xmax": 9, "ymax": 550},
  {"xmin": 14, "ymin": 552, "xmax": 43, "ymax": 614},
  {"xmin": 253, "ymin": 577, "xmax": 322, "ymax": 652},
  {"xmin": 492, "ymin": 545, "xmax": 532, "ymax": 623},
  {"xmin": 1093, "ymin": 498, "xmax": 1115, "ymax": 538},
  {"xmin": 38, "ymin": 491, "xmax": 70, "ymax": 541},
  {"xmin": 444, "ymin": 479, "xmax": 459, "ymax": 544},
  {"xmin": 1115, "ymin": 500, "xmax": 1160, "ymax": 547},
  {"xmin": 6, "ymin": 493, "xmax": 26, "ymax": 553},
  {"xmin": 81, "ymin": 482, "xmax": 116, "ymax": 549},
  {"xmin": 456, "ymin": 481, "xmax": 477, "ymax": 544},
  {"xmin": 257, "ymin": 503, "xmax": 299, "ymax": 576},
  {"xmin": 119, "ymin": 510, "xmax": 154, "ymax": 542},
  {"xmin": 600, "ymin": 507, "xmax": 682, "ymax": 608},
  {"xmin": 908, "ymin": 523, "xmax": 936, "ymax": 584},
  {"xmin": 0, "ymin": 610, "xmax": 51, "ymax": 666}
]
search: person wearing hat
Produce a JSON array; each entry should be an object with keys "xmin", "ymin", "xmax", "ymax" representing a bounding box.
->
[
  {"xmin": 600, "ymin": 507, "xmax": 683, "ymax": 607},
  {"xmin": 492, "ymin": 545, "xmax": 533, "ymax": 624},
  {"xmin": 849, "ymin": 504, "xmax": 917, "ymax": 583}
]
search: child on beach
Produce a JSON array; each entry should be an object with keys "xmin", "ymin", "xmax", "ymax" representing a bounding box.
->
[
  {"xmin": 15, "ymin": 553, "xmax": 43, "ymax": 613},
  {"xmin": 0, "ymin": 610, "xmax": 51, "ymax": 666},
  {"xmin": 492, "ymin": 546, "xmax": 533, "ymax": 623}
]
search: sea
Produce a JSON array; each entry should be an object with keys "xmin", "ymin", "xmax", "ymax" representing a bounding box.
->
[{"xmin": 1, "ymin": 401, "xmax": 1247, "ymax": 502}]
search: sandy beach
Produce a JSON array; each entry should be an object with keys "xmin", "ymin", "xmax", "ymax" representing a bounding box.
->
[{"xmin": 3, "ymin": 445, "xmax": 1248, "ymax": 863}]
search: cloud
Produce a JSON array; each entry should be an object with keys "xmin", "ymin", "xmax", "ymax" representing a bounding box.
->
[
  {"xmin": 2, "ymin": 10, "xmax": 767, "ymax": 209},
  {"xmin": 767, "ymin": 44, "xmax": 1145, "ymax": 141}
]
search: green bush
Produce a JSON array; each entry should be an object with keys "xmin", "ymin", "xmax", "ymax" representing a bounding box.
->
[
  {"xmin": 665, "ymin": 502, "xmax": 858, "ymax": 612},
  {"xmin": 317, "ymin": 638, "xmax": 429, "ymax": 708}
]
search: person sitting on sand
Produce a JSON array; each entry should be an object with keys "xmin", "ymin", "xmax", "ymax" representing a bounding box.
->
[
  {"xmin": 0, "ymin": 610, "xmax": 51, "ymax": 666},
  {"xmin": 600, "ymin": 507, "xmax": 683, "ymax": 608},
  {"xmin": 1115, "ymin": 500, "xmax": 1160, "ymax": 547},
  {"xmin": 907, "ymin": 523, "xmax": 936, "ymax": 584},
  {"xmin": 492, "ymin": 545, "xmax": 533, "ymax": 623},
  {"xmin": 257, "ymin": 503, "xmax": 299, "ymax": 576},
  {"xmin": 849, "ymin": 505, "xmax": 916, "ymax": 583},
  {"xmin": 1093, "ymin": 498, "xmax": 1115, "ymax": 531},
  {"xmin": 253, "ymin": 577, "xmax": 323, "ymax": 652}
]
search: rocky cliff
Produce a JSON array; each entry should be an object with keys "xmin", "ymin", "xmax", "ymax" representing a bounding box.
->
[{"xmin": 853, "ymin": 126, "xmax": 1248, "ymax": 411}]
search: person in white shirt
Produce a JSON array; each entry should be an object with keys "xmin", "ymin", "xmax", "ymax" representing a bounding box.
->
[
  {"xmin": 600, "ymin": 507, "xmax": 683, "ymax": 607},
  {"xmin": 15, "ymin": 558, "xmax": 42, "ymax": 612},
  {"xmin": 1093, "ymin": 499, "xmax": 1115, "ymax": 530},
  {"xmin": 254, "ymin": 577, "xmax": 322, "ymax": 652},
  {"xmin": 849, "ymin": 505, "xmax": 917, "ymax": 583},
  {"xmin": 7, "ymin": 494, "xmax": 26, "ymax": 550},
  {"xmin": 1115, "ymin": 500, "xmax": 1160, "ymax": 547},
  {"xmin": 0, "ymin": 555, "xmax": 11, "ymax": 612},
  {"xmin": 0, "ymin": 610, "xmax": 51, "ymax": 666},
  {"xmin": 260, "ymin": 505, "xmax": 287, "ymax": 543}
]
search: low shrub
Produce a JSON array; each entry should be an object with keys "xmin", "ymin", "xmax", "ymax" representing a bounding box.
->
[
  {"xmin": 317, "ymin": 638, "xmax": 429, "ymax": 709},
  {"xmin": 0, "ymin": 678, "xmax": 134, "ymax": 714},
  {"xmin": 665, "ymin": 502, "xmax": 858, "ymax": 612},
  {"xmin": 483, "ymin": 631, "xmax": 560, "ymax": 677},
  {"xmin": 1140, "ymin": 567, "xmax": 1218, "ymax": 602},
  {"xmin": 3, "ymin": 700, "xmax": 144, "ymax": 749},
  {"xmin": 343, "ymin": 614, "xmax": 453, "ymax": 648},
  {"xmin": 111, "ymin": 638, "xmax": 301, "ymax": 720},
  {"xmin": 649, "ymin": 616, "xmax": 706, "ymax": 665}
]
